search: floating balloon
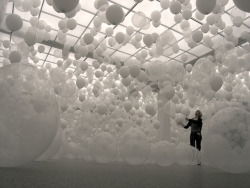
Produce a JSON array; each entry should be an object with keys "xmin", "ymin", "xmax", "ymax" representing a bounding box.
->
[
  {"xmin": 83, "ymin": 33, "xmax": 94, "ymax": 45},
  {"xmin": 119, "ymin": 66, "xmax": 129, "ymax": 78},
  {"xmin": 161, "ymin": 85, "xmax": 175, "ymax": 100},
  {"xmin": 145, "ymin": 104, "xmax": 157, "ymax": 116},
  {"xmin": 132, "ymin": 12, "xmax": 149, "ymax": 29},
  {"xmin": 209, "ymin": 74, "xmax": 223, "ymax": 92},
  {"xmin": 160, "ymin": 0, "xmax": 170, "ymax": 9},
  {"xmin": 94, "ymin": 0, "xmax": 109, "ymax": 10},
  {"xmin": 14, "ymin": 0, "xmax": 33, "ymax": 12},
  {"xmin": 115, "ymin": 32, "xmax": 125, "ymax": 44},
  {"xmin": 129, "ymin": 64, "xmax": 141, "ymax": 78},
  {"xmin": 192, "ymin": 30, "xmax": 203, "ymax": 43},
  {"xmin": 76, "ymin": 77, "xmax": 86, "ymax": 89},
  {"xmin": 9, "ymin": 51, "xmax": 22, "ymax": 63},
  {"xmin": 170, "ymin": 0, "xmax": 182, "ymax": 14},
  {"xmin": 146, "ymin": 61, "xmax": 165, "ymax": 81},
  {"xmin": 196, "ymin": 0, "xmax": 216, "ymax": 15},
  {"xmin": 24, "ymin": 29, "xmax": 37, "ymax": 46},
  {"xmin": 181, "ymin": 54, "xmax": 188, "ymax": 62},
  {"xmin": 67, "ymin": 18, "xmax": 77, "ymax": 30},
  {"xmin": 151, "ymin": 10, "xmax": 161, "ymax": 22},
  {"xmin": 105, "ymin": 4, "xmax": 124, "ymax": 25},
  {"xmin": 233, "ymin": 0, "xmax": 250, "ymax": 13},
  {"xmin": 182, "ymin": 9, "xmax": 192, "ymax": 20},
  {"xmin": 230, "ymin": 7, "xmax": 246, "ymax": 27},
  {"xmin": 124, "ymin": 101, "xmax": 132, "ymax": 112},
  {"xmin": 167, "ymin": 61, "xmax": 185, "ymax": 82},
  {"xmin": 192, "ymin": 58, "xmax": 216, "ymax": 84},
  {"xmin": 53, "ymin": 0, "xmax": 79, "ymax": 13},
  {"xmin": 5, "ymin": 14, "xmax": 23, "ymax": 32}
]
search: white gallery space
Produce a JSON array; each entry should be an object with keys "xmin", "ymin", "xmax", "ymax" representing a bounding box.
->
[{"xmin": 0, "ymin": 0, "xmax": 250, "ymax": 187}]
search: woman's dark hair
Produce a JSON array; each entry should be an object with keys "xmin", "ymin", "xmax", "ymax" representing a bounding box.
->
[{"xmin": 196, "ymin": 110, "xmax": 202, "ymax": 119}]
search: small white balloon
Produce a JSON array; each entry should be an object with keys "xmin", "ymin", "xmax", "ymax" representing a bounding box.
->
[
  {"xmin": 9, "ymin": 51, "xmax": 22, "ymax": 63},
  {"xmin": 210, "ymin": 74, "xmax": 223, "ymax": 92},
  {"xmin": 192, "ymin": 30, "xmax": 203, "ymax": 43},
  {"xmin": 170, "ymin": 0, "xmax": 182, "ymax": 14}
]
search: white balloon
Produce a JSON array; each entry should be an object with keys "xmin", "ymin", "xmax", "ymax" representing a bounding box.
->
[
  {"xmin": 129, "ymin": 64, "xmax": 141, "ymax": 78},
  {"xmin": 9, "ymin": 51, "xmax": 22, "ymax": 63},
  {"xmin": 94, "ymin": 0, "xmax": 108, "ymax": 10},
  {"xmin": 115, "ymin": 32, "xmax": 125, "ymax": 44},
  {"xmin": 210, "ymin": 74, "xmax": 223, "ymax": 92},
  {"xmin": 182, "ymin": 9, "xmax": 192, "ymax": 20},
  {"xmin": 5, "ymin": 14, "xmax": 23, "ymax": 32},
  {"xmin": 53, "ymin": 0, "xmax": 79, "ymax": 13},
  {"xmin": 83, "ymin": 33, "xmax": 94, "ymax": 45},
  {"xmin": 24, "ymin": 30, "xmax": 36, "ymax": 46},
  {"xmin": 76, "ymin": 77, "xmax": 86, "ymax": 89},
  {"xmin": 233, "ymin": 0, "xmax": 250, "ymax": 13},
  {"xmin": 170, "ymin": 0, "xmax": 182, "ymax": 14},
  {"xmin": 192, "ymin": 30, "xmax": 203, "ymax": 43},
  {"xmin": 201, "ymin": 23, "xmax": 210, "ymax": 33},
  {"xmin": 105, "ymin": 27, "xmax": 113, "ymax": 36},
  {"xmin": 181, "ymin": 54, "xmax": 188, "ymax": 62},
  {"xmin": 145, "ymin": 104, "xmax": 157, "ymax": 116},
  {"xmin": 143, "ymin": 34, "xmax": 154, "ymax": 47},
  {"xmin": 119, "ymin": 66, "xmax": 129, "ymax": 78},
  {"xmin": 67, "ymin": 18, "xmax": 77, "ymax": 30},
  {"xmin": 126, "ymin": 26, "xmax": 134, "ymax": 36},
  {"xmin": 196, "ymin": 0, "xmax": 216, "ymax": 15},
  {"xmin": 80, "ymin": 61, "xmax": 89, "ymax": 71},
  {"xmin": 151, "ymin": 10, "xmax": 161, "ymax": 22},
  {"xmin": 105, "ymin": 4, "xmax": 124, "ymax": 25},
  {"xmin": 160, "ymin": 0, "xmax": 170, "ymax": 9}
]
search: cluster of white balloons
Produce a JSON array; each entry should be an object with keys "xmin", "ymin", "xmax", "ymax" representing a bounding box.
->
[{"xmin": 1, "ymin": 0, "xmax": 250, "ymax": 173}]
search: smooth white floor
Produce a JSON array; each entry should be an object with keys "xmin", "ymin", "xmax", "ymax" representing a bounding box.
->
[{"xmin": 0, "ymin": 160, "xmax": 249, "ymax": 188}]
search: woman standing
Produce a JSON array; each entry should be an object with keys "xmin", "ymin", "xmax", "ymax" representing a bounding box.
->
[{"xmin": 183, "ymin": 110, "xmax": 203, "ymax": 151}]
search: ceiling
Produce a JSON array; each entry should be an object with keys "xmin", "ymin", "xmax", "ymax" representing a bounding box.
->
[{"xmin": 0, "ymin": 0, "xmax": 250, "ymax": 74}]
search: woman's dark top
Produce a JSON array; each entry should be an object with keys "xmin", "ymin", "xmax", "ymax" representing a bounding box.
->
[{"xmin": 184, "ymin": 118, "xmax": 202, "ymax": 133}]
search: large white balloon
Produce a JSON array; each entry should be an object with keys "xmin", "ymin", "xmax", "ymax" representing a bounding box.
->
[
  {"xmin": 24, "ymin": 29, "xmax": 37, "ymax": 46},
  {"xmin": 53, "ymin": 0, "xmax": 79, "ymax": 13},
  {"xmin": 196, "ymin": 0, "xmax": 216, "ymax": 15},
  {"xmin": 5, "ymin": 14, "xmax": 23, "ymax": 32},
  {"xmin": 105, "ymin": 4, "xmax": 124, "ymax": 25},
  {"xmin": 233, "ymin": 0, "xmax": 250, "ymax": 13}
]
